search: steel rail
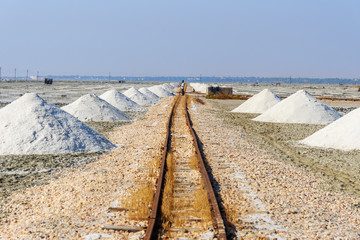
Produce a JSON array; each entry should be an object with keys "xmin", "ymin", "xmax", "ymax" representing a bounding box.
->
[
  {"xmin": 144, "ymin": 94, "xmax": 180, "ymax": 240},
  {"xmin": 144, "ymin": 92, "xmax": 227, "ymax": 240},
  {"xmin": 184, "ymin": 95, "xmax": 227, "ymax": 239}
]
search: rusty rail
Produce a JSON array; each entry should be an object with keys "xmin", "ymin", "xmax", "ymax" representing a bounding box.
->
[
  {"xmin": 184, "ymin": 95, "xmax": 227, "ymax": 239},
  {"xmin": 144, "ymin": 93, "xmax": 227, "ymax": 240},
  {"xmin": 144, "ymin": 95, "xmax": 179, "ymax": 240}
]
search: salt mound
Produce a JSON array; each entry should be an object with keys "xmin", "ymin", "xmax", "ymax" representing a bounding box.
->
[
  {"xmin": 190, "ymin": 83, "xmax": 210, "ymax": 93},
  {"xmin": 138, "ymin": 87, "xmax": 161, "ymax": 101},
  {"xmin": 162, "ymin": 84, "xmax": 176, "ymax": 94},
  {"xmin": 168, "ymin": 82, "xmax": 178, "ymax": 88},
  {"xmin": 62, "ymin": 94, "xmax": 132, "ymax": 122},
  {"xmin": 189, "ymin": 83, "xmax": 200, "ymax": 92},
  {"xmin": 163, "ymin": 83, "xmax": 174, "ymax": 89},
  {"xmin": 231, "ymin": 89, "xmax": 282, "ymax": 113},
  {"xmin": 123, "ymin": 87, "xmax": 157, "ymax": 106},
  {"xmin": 148, "ymin": 85, "xmax": 175, "ymax": 98},
  {"xmin": 0, "ymin": 93, "xmax": 116, "ymax": 155},
  {"xmin": 253, "ymin": 90, "xmax": 341, "ymax": 124},
  {"xmin": 299, "ymin": 107, "xmax": 360, "ymax": 150},
  {"xmin": 99, "ymin": 89, "xmax": 148, "ymax": 112}
]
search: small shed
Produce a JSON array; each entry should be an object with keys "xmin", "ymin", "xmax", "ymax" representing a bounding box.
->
[
  {"xmin": 206, "ymin": 86, "xmax": 233, "ymax": 96},
  {"xmin": 44, "ymin": 78, "xmax": 53, "ymax": 85}
]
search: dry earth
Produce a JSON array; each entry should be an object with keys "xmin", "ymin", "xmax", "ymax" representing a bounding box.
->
[
  {"xmin": 0, "ymin": 121, "xmax": 134, "ymax": 217},
  {"xmin": 190, "ymin": 97, "xmax": 360, "ymax": 239},
  {"xmin": 0, "ymin": 100, "xmax": 167, "ymax": 239},
  {"xmin": 1, "ymin": 89, "xmax": 360, "ymax": 239},
  {"xmin": 211, "ymin": 99, "xmax": 360, "ymax": 198}
]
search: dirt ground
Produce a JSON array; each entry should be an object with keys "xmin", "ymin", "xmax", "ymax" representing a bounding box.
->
[
  {"xmin": 1, "ymin": 81, "xmax": 360, "ymax": 238},
  {"xmin": 210, "ymin": 99, "xmax": 360, "ymax": 200},
  {"xmin": 0, "ymin": 80, "xmax": 150, "ymax": 219},
  {"xmin": 0, "ymin": 120, "xmax": 136, "ymax": 218}
]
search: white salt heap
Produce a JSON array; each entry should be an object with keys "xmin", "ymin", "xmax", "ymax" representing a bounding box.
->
[
  {"xmin": 0, "ymin": 93, "xmax": 116, "ymax": 155},
  {"xmin": 123, "ymin": 87, "xmax": 157, "ymax": 106},
  {"xmin": 168, "ymin": 82, "xmax": 178, "ymax": 88},
  {"xmin": 99, "ymin": 89, "xmax": 148, "ymax": 112},
  {"xmin": 231, "ymin": 89, "xmax": 282, "ymax": 113},
  {"xmin": 138, "ymin": 87, "xmax": 161, "ymax": 101},
  {"xmin": 162, "ymin": 83, "xmax": 176, "ymax": 94},
  {"xmin": 148, "ymin": 85, "xmax": 175, "ymax": 98},
  {"xmin": 253, "ymin": 90, "xmax": 341, "ymax": 124},
  {"xmin": 190, "ymin": 83, "xmax": 210, "ymax": 94},
  {"xmin": 62, "ymin": 94, "xmax": 132, "ymax": 122},
  {"xmin": 300, "ymin": 107, "xmax": 360, "ymax": 150},
  {"xmin": 163, "ymin": 82, "xmax": 174, "ymax": 88}
]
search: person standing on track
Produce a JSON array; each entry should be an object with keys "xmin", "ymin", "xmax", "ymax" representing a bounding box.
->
[{"xmin": 180, "ymin": 80, "xmax": 185, "ymax": 96}]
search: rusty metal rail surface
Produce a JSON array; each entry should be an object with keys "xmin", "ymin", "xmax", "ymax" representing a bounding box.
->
[
  {"xmin": 144, "ymin": 93, "xmax": 227, "ymax": 240},
  {"xmin": 144, "ymin": 94, "xmax": 180, "ymax": 240},
  {"xmin": 184, "ymin": 95, "xmax": 227, "ymax": 239}
]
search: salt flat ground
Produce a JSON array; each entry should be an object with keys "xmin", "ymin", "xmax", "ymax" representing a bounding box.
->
[
  {"xmin": 190, "ymin": 98, "xmax": 360, "ymax": 238},
  {"xmin": 0, "ymin": 80, "xmax": 359, "ymax": 200},
  {"xmin": 211, "ymin": 98, "xmax": 360, "ymax": 197},
  {"xmin": 226, "ymin": 82, "xmax": 360, "ymax": 99},
  {"xmin": 1, "ymin": 80, "xmax": 360, "ymax": 106},
  {"xmin": 0, "ymin": 80, "xmax": 160, "ymax": 107},
  {"xmin": 0, "ymin": 80, "xmax": 155, "ymax": 208},
  {"xmin": 0, "ymin": 81, "xmax": 359, "ymax": 238}
]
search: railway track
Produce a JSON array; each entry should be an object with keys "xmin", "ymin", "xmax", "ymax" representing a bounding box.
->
[
  {"xmin": 144, "ymin": 92, "xmax": 227, "ymax": 239},
  {"xmin": 103, "ymin": 89, "xmax": 227, "ymax": 239}
]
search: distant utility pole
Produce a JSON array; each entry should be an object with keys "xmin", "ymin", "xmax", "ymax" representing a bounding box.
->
[
  {"xmin": 36, "ymin": 71, "xmax": 39, "ymax": 80},
  {"xmin": 14, "ymin": 68, "xmax": 17, "ymax": 81},
  {"xmin": 200, "ymin": 74, "xmax": 202, "ymax": 83},
  {"xmin": 26, "ymin": 69, "xmax": 29, "ymax": 80},
  {"xmin": 108, "ymin": 72, "xmax": 111, "ymax": 81},
  {"xmin": 0, "ymin": 67, "xmax": 2, "ymax": 80}
]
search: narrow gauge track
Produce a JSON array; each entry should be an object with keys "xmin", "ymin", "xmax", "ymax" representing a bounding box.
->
[{"xmin": 145, "ymin": 92, "xmax": 227, "ymax": 239}]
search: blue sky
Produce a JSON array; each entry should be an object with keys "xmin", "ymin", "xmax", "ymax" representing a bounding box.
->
[{"xmin": 0, "ymin": 0, "xmax": 359, "ymax": 78}]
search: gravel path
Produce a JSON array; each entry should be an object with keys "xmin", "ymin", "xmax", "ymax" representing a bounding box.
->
[{"xmin": 190, "ymin": 97, "xmax": 360, "ymax": 239}]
